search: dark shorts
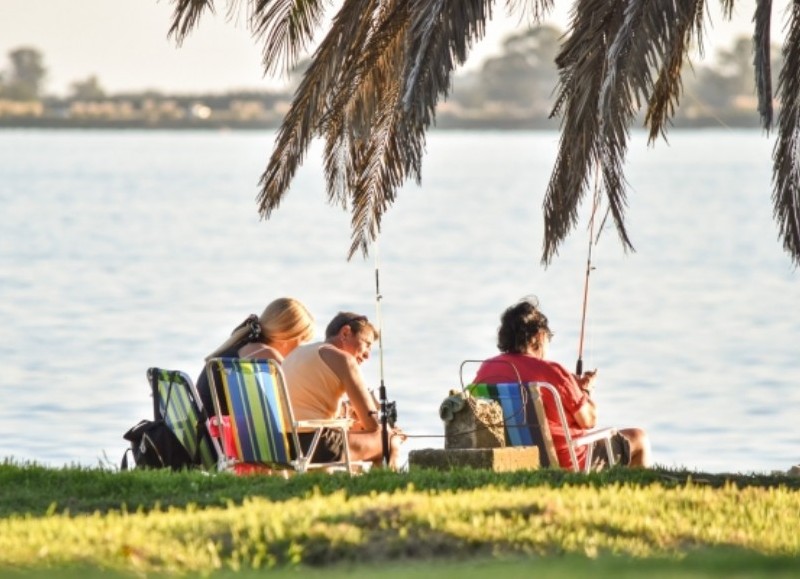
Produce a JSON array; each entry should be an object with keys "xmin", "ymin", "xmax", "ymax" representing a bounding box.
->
[
  {"xmin": 291, "ymin": 429, "xmax": 346, "ymax": 463},
  {"xmin": 590, "ymin": 432, "xmax": 631, "ymax": 468}
]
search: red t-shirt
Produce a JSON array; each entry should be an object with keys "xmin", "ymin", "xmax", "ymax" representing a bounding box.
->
[{"xmin": 472, "ymin": 353, "xmax": 589, "ymax": 468}]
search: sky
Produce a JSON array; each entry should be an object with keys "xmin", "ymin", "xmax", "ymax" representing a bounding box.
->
[{"xmin": 0, "ymin": 0, "xmax": 790, "ymax": 97}]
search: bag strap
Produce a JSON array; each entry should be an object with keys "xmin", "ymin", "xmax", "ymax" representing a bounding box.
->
[{"xmin": 120, "ymin": 448, "xmax": 133, "ymax": 471}]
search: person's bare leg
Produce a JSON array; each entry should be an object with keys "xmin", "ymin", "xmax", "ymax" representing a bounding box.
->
[
  {"xmin": 347, "ymin": 428, "xmax": 404, "ymax": 469},
  {"xmin": 620, "ymin": 427, "xmax": 651, "ymax": 467}
]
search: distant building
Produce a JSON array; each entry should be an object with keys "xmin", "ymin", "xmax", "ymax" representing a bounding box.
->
[{"xmin": 0, "ymin": 99, "xmax": 44, "ymax": 117}]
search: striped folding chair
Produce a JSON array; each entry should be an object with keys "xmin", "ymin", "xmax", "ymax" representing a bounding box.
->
[
  {"xmin": 147, "ymin": 367, "xmax": 220, "ymax": 471},
  {"xmin": 205, "ymin": 357, "xmax": 360, "ymax": 475},
  {"xmin": 461, "ymin": 361, "xmax": 617, "ymax": 472},
  {"xmin": 465, "ymin": 382, "xmax": 560, "ymax": 467}
]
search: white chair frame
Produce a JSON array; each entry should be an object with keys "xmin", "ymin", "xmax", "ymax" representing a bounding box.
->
[
  {"xmin": 206, "ymin": 357, "xmax": 367, "ymax": 475},
  {"xmin": 460, "ymin": 359, "xmax": 618, "ymax": 473}
]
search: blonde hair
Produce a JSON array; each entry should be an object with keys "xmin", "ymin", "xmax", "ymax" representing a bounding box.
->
[{"xmin": 206, "ymin": 297, "xmax": 314, "ymax": 360}]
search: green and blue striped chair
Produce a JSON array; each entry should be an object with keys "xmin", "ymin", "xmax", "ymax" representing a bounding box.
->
[
  {"xmin": 205, "ymin": 357, "xmax": 359, "ymax": 475},
  {"xmin": 460, "ymin": 359, "xmax": 617, "ymax": 472},
  {"xmin": 465, "ymin": 381, "xmax": 618, "ymax": 472},
  {"xmin": 465, "ymin": 382, "xmax": 560, "ymax": 467},
  {"xmin": 146, "ymin": 367, "xmax": 220, "ymax": 471}
]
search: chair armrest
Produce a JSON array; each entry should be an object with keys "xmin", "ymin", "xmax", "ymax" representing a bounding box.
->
[
  {"xmin": 296, "ymin": 418, "xmax": 354, "ymax": 431},
  {"xmin": 572, "ymin": 426, "xmax": 617, "ymax": 447}
]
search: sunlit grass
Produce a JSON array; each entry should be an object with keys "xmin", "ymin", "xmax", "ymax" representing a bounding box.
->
[{"xmin": 1, "ymin": 460, "xmax": 798, "ymax": 576}]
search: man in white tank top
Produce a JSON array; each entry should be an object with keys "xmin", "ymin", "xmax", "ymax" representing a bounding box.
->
[{"xmin": 282, "ymin": 312, "xmax": 404, "ymax": 468}]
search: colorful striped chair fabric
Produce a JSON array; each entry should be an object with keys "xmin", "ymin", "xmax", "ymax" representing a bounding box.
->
[
  {"xmin": 205, "ymin": 357, "xmax": 361, "ymax": 474},
  {"xmin": 147, "ymin": 367, "xmax": 220, "ymax": 471},
  {"xmin": 466, "ymin": 382, "xmax": 559, "ymax": 467},
  {"xmin": 466, "ymin": 381, "xmax": 618, "ymax": 472}
]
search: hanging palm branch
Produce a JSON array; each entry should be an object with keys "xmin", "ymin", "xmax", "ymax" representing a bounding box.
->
[
  {"xmin": 166, "ymin": 0, "xmax": 800, "ymax": 267},
  {"xmin": 773, "ymin": 0, "xmax": 800, "ymax": 263},
  {"xmin": 542, "ymin": 0, "xmax": 707, "ymax": 263},
  {"xmin": 753, "ymin": 0, "xmax": 774, "ymax": 130}
]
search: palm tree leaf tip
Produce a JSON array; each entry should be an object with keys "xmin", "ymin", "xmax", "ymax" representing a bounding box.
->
[{"xmin": 168, "ymin": 0, "xmax": 218, "ymax": 43}]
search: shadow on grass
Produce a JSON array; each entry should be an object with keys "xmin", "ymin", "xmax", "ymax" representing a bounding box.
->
[
  {"xmin": 2, "ymin": 458, "xmax": 798, "ymax": 518},
  {"xmin": 4, "ymin": 550, "xmax": 800, "ymax": 578}
]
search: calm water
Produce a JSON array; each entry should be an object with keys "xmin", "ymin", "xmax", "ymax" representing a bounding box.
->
[{"xmin": 0, "ymin": 129, "xmax": 797, "ymax": 474}]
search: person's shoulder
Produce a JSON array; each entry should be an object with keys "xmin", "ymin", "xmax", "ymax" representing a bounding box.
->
[
  {"xmin": 545, "ymin": 358, "xmax": 571, "ymax": 374},
  {"xmin": 318, "ymin": 343, "xmax": 358, "ymax": 375},
  {"xmin": 283, "ymin": 341, "xmax": 320, "ymax": 366},
  {"xmin": 286, "ymin": 341, "xmax": 321, "ymax": 356}
]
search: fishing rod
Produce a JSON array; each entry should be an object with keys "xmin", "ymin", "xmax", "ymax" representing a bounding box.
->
[
  {"xmin": 373, "ymin": 241, "xmax": 395, "ymax": 467},
  {"xmin": 576, "ymin": 175, "xmax": 603, "ymax": 377}
]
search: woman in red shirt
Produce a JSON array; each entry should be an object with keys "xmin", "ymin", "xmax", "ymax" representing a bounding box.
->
[{"xmin": 473, "ymin": 297, "xmax": 651, "ymax": 469}]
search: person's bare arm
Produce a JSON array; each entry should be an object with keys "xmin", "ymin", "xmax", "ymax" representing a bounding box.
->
[
  {"xmin": 319, "ymin": 347, "xmax": 380, "ymax": 431},
  {"xmin": 572, "ymin": 370, "xmax": 598, "ymax": 429},
  {"xmin": 573, "ymin": 397, "xmax": 597, "ymax": 429}
]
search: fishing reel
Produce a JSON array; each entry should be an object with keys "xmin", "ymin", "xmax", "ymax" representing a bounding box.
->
[{"xmin": 381, "ymin": 399, "xmax": 398, "ymax": 428}]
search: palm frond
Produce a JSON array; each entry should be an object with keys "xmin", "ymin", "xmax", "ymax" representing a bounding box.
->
[
  {"xmin": 252, "ymin": 0, "xmax": 329, "ymax": 76},
  {"xmin": 402, "ymin": 0, "xmax": 493, "ymax": 126},
  {"xmin": 257, "ymin": 0, "xmax": 378, "ymax": 217},
  {"xmin": 753, "ymin": 0, "xmax": 774, "ymax": 131},
  {"xmin": 719, "ymin": 0, "xmax": 735, "ymax": 19},
  {"xmin": 772, "ymin": 1, "xmax": 800, "ymax": 266},
  {"xmin": 504, "ymin": 0, "xmax": 555, "ymax": 23},
  {"xmin": 168, "ymin": 0, "xmax": 219, "ymax": 44},
  {"xmin": 601, "ymin": 0, "xmax": 711, "ymax": 252},
  {"xmin": 323, "ymin": 1, "xmax": 428, "ymax": 257},
  {"xmin": 642, "ymin": 0, "xmax": 705, "ymax": 141},
  {"xmin": 541, "ymin": 0, "xmax": 625, "ymax": 263},
  {"xmin": 322, "ymin": 0, "xmax": 414, "ymax": 224},
  {"xmin": 347, "ymin": 79, "xmax": 414, "ymax": 257}
]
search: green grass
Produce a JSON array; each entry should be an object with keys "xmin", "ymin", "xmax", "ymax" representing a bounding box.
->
[{"xmin": 1, "ymin": 459, "xmax": 799, "ymax": 576}]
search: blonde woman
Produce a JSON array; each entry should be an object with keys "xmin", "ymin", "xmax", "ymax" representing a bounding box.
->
[{"xmin": 195, "ymin": 297, "xmax": 315, "ymax": 417}]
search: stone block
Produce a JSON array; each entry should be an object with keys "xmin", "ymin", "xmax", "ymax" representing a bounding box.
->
[{"xmin": 408, "ymin": 447, "xmax": 540, "ymax": 472}]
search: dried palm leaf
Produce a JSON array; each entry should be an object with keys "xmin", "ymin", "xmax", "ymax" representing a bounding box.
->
[
  {"xmin": 321, "ymin": 1, "xmax": 419, "ymax": 256},
  {"xmin": 645, "ymin": 0, "xmax": 705, "ymax": 142}
]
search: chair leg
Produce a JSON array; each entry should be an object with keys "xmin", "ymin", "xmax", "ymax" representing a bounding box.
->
[
  {"xmin": 298, "ymin": 430, "xmax": 324, "ymax": 474},
  {"xmin": 583, "ymin": 444, "xmax": 595, "ymax": 473},
  {"xmin": 338, "ymin": 427, "xmax": 354, "ymax": 474},
  {"xmin": 603, "ymin": 436, "xmax": 617, "ymax": 467}
]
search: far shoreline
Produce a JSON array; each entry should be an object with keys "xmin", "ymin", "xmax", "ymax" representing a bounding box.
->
[{"xmin": 0, "ymin": 116, "xmax": 766, "ymax": 132}]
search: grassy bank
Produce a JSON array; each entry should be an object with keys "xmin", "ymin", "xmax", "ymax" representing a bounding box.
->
[{"xmin": 1, "ymin": 461, "xmax": 799, "ymax": 576}]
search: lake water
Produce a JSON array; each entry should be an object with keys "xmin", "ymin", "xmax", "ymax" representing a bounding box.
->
[{"xmin": 0, "ymin": 128, "xmax": 797, "ymax": 474}]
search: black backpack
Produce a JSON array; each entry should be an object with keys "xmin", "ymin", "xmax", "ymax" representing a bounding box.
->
[
  {"xmin": 121, "ymin": 418, "xmax": 193, "ymax": 470},
  {"xmin": 121, "ymin": 369, "xmax": 206, "ymax": 471}
]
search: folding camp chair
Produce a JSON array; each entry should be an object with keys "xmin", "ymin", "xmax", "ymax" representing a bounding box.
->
[
  {"xmin": 146, "ymin": 367, "xmax": 221, "ymax": 471},
  {"xmin": 205, "ymin": 357, "xmax": 363, "ymax": 475},
  {"xmin": 461, "ymin": 360, "xmax": 618, "ymax": 472}
]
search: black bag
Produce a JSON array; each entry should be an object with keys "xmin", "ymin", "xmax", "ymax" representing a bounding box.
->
[
  {"xmin": 121, "ymin": 419, "xmax": 193, "ymax": 470},
  {"xmin": 121, "ymin": 368, "xmax": 207, "ymax": 471}
]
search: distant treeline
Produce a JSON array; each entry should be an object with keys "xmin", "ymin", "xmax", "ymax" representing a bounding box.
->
[{"xmin": 0, "ymin": 27, "xmax": 778, "ymax": 130}]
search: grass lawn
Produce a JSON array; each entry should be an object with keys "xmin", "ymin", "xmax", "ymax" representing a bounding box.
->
[{"xmin": 1, "ymin": 460, "xmax": 798, "ymax": 576}]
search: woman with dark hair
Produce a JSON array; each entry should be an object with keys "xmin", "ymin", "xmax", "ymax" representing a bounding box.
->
[{"xmin": 473, "ymin": 296, "xmax": 651, "ymax": 470}]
